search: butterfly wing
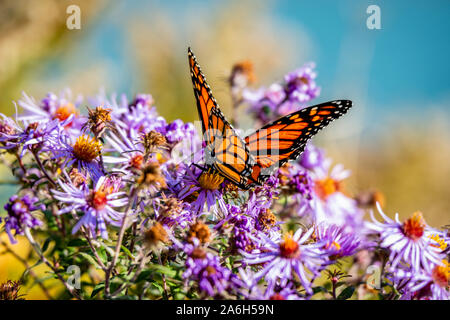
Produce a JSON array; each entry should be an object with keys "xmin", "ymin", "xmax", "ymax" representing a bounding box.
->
[
  {"xmin": 244, "ymin": 100, "xmax": 352, "ymax": 185},
  {"xmin": 207, "ymin": 107, "xmax": 255, "ymax": 189},
  {"xmin": 188, "ymin": 47, "xmax": 218, "ymax": 145},
  {"xmin": 188, "ymin": 47, "xmax": 255, "ymax": 189}
]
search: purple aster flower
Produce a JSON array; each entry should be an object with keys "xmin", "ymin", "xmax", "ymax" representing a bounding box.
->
[
  {"xmin": 240, "ymin": 228, "xmax": 327, "ymax": 295},
  {"xmin": 243, "ymin": 193, "xmax": 281, "ymax": 235},
  {"xmin": 251, "ymin": 174, "xmax": 280, "ymax": 202},
  {"xmin": 17, "ymin": 91, "xmax": 85, "ymax": 133},
  {"xmin": 215, "ymin": 204, "xmax": 257, "ymax": 253},
  {"xmin": 51, "ymin": 175, "xmax": 128, "ymax": 239},
  {"xmin": 103, "ymin": 126, "xmax": 146, "ymax": 174},
  {"xmin": 182, "ymin": 245, "xmax": 243, "ymax": 298},
  {"xmin": 299, "ymin": 144, "xmax": 326, "ymax": 171},
  {"xmin": 366, "ymin": 203, "xmax": 445, "ymax": 273},
  {"xmin": 277, "ymin": 163, "xmax": 314, "ymax": 216},
  {"xmin": 177, "ymin": 164, "xmax": 226, "ymax": 215},
  {"xmin": 315, "ymin": 223, "xmax": 361, "ymax": 260},
  {"xmin": 164, "ymin": 119, "xmax": 197, "ymax": 145},
  {"xmin": 392, "ymin": 260, "xmax": 449, "ymax": 300},
  {"xmin": 308, "ymin": 160, "xmax": 364, "ymax": 233},
  {"xmin": 129, "ymin": 93, "xmax": 154, "ymax": 109},
  {"xmin": 115, "ymin": 94, "xmax": 166, "ymax": 140},
  {"xmin": 1, "ymin": 194, "xmax": 44, "ymax": 244},
  {"xmin": 0, "ymin": 114, "xmax": 63, "ymax": 157},
  {"xmin": 244, "ymin": 62, "xmax": 320, "ymax": 124},
  {"xmin": 50, "ymin": 134, "xmax": 104, "ymax": 182},
  {"xmin": 284, "ymin": 62, "xmax": 320, "ymax": 103},
  {"xmin": 154, "ymin": 195, "xmax": 193, "ymax": 229},
  {"xmin": 247, "ymin": 281, "xmax": 302, "ymax": 300}
]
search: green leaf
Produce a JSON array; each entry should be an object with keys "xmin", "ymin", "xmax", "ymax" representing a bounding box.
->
[
  {"xmin": 135, "ymin": 269, "xmax": 153, "ymax": 283},
  {"xmin": 41, "ymin": 237, "xmax": 53, "ymax": 253},
  {"xmin": 148, "ymin": 264, "xmax": 176, "ymax": 277},
  {"xmin": 91, "ymin": 283, "xmax": 105, "ymax": 298},
  {"xmin": 312, "ymin": 286, "xmax": 328, "ymax": 295},
  {"xmin": 67, "ymin": 238, "xmax": 88, "ymax": 247},
  {"xmin": 120, "ymin": 245, "xmax": 134, "ymax": 259},
  {"xmin": 337, "ymin": 286, "xmax": 355, "ymax": 300},
  {"xmin": 78, "ymin": 252, "xmax": 100, "ymax": 268}
]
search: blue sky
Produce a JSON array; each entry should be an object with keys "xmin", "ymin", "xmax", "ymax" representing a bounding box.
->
[{"xmin": 45, "ymin": 0, "xmax": 450, "ymax": 125}]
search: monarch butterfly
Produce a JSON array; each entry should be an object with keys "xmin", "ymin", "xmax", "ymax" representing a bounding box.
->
[{"xmin": 188, "ymin": 47, "xmax": 352, "ymax": 190}]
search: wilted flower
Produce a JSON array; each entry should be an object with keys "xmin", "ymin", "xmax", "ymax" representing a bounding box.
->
[
  {"xmin": 0, "ymin": 280, "xmax": 24, "ymax": 300},
  {"xmin": 187, "ymin": 221, "xmax": 211, "ymax": 245},
  {"xmin": 144, "ymin": 222, "xmax": 169, "ymax": 249},
  {"xmin": 84, "ymin": 106, "xmax": 112, "ymax": 137},
  {"xmin": 155, "ymin": 195, "xmax": 192, "ymax": 228}
]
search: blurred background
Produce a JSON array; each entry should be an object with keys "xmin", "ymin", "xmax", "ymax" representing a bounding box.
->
[{"xmin": 0, "ymin": 0, "xmax": 449, "ymax": 298}]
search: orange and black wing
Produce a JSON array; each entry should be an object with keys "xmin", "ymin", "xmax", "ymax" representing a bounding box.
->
[
  {"xmin": 188, "ymin": 47, "xmax": 255, "ymax": 189},
  {"xmin": 206, "ymin": 107, "xmax": 255, "ymax": 189},
  {"xmin": 188, "ymin": 47, "xmax": 218, "ymax": 144},
  {"xmin": 244, "ymin": 100, "xmax": 352, "ymax": 186}
]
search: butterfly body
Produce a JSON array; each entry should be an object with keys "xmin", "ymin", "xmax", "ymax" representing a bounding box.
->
[{"xmin": 188, "ymin": 47, "xmax": 352, "ymax": 190}]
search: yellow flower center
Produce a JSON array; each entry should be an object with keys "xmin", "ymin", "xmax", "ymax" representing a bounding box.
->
[
  {"xmin": 54, "ymin": 103, "xmax": 77, "ymax": 122},
  {"xmin": 432, "ymin": 260, "xmax": 449, "ymax": 288},
  {"xmin": 402, "ymin": 211, "xmax": 425, "ymax": 241},
  {"xmin": 429, "ymin": 234, "xmax": 448, "ymax": 251},
  {"xmin": 88, "ymin": 180, "xmax": 113, "ymax": 210},
  {"xmin": 279, "ymin": 232, "xmax": 300, "ymax": 259},
  {"xmin": 325, "ymin": 241, "xmax": 341, "ymax": 251},
  {"xmin": 314, "ymin": 177, "xmax": 341, "ymax": 200},
  {"xmin": 130, "ymin": 154, "xmax": 144, "ymax": 169},
  {"xmin": 198, "ymin": 171, "xmax": 224, "ymax": 190},
  {"xmin": 72, "ymin": 135, "xmax": 102, "ymax": 162},
  {"xmin": 90, "ymin": 190, "xmax": 108, "ymax": 210}
]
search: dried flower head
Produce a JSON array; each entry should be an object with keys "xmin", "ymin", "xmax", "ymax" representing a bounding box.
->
[
  {"xmin": 0, "ymin": 280, "xmax": 24, "ymax": 300},
  {"xmin": 85, "ymin": 106, "xmax": 112, "ymax": 137},
  {"xmin": 141, "ymin": 130, "xmax": 167, "ymax": 154},
  {"xmin": 136, "ymin": 162, "xmax": 166, "ymax": 189},
  {"xmin": 144, "ymin": 222, "xmax": 169, "ymax": 248},
  {"xmin": 188, "ymin": 221, "xmax": 211, "ymax": 244},
  {"xmin": 258, "ymin": 209, "xmax": 277, "ymax": 231},
  {"xmin": 69, "ymin": 168, "xmax": 87, "ymax": 187}
]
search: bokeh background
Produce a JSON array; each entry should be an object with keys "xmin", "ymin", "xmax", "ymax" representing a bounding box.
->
[{"xmin": 0, "ymin": 0, "xmax": 449, "ymax": 298}]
